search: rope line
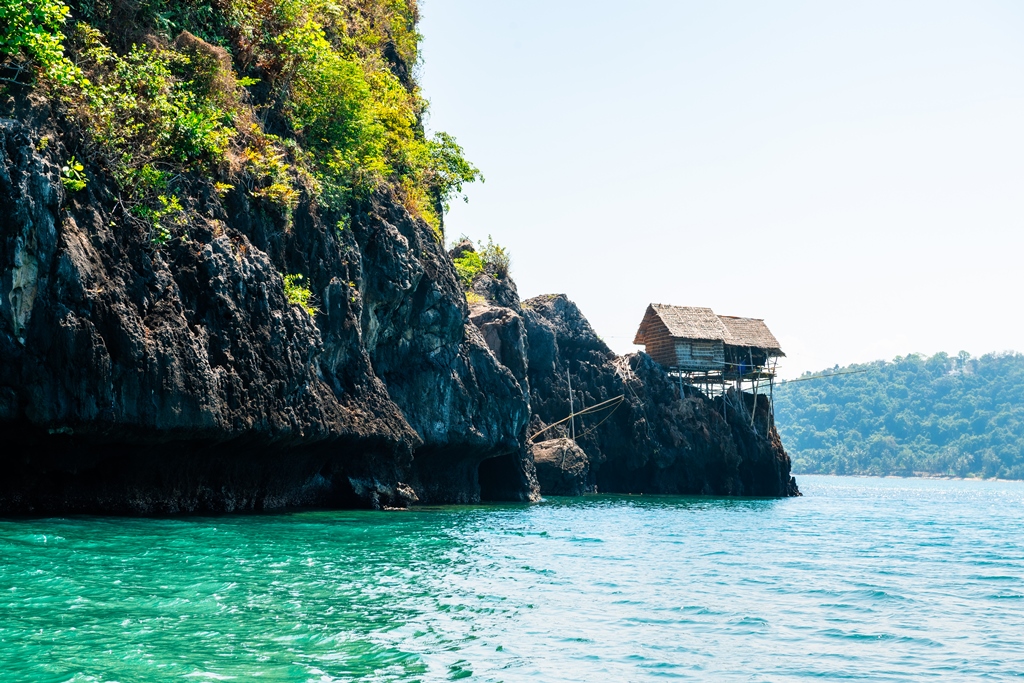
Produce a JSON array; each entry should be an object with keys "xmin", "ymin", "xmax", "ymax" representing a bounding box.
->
[
  {"xmin": 575, "ymin": 398, "xmax": 625, "ymax": 440},
  {"xmin": 528, "ymin": 394, "xmax": 625, "ymax": 443},
  {"xmin": 776, "ymin": 369, "xmax": 870, "ymax": 385}
]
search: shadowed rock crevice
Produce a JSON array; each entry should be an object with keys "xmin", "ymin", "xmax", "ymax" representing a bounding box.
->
[
  {"xmin": 478, "ymin": 449, "xmax": 538, "ymax": 502},
  {"xmin": 0, "ymin": 422, "xmax": 415, "ymax": 513}
]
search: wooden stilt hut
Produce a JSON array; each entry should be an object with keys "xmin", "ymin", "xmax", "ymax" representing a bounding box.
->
[
  {"xmin": 632, "ymin": 305, "xmax": 728, "ymax": 387},
  {"xmin": 717, "ymin": 315, "xmax": 785, "ymax": 384},
  {"xmin": 633, "ymin": 304, "xmax": 785, "ymax": 406}
]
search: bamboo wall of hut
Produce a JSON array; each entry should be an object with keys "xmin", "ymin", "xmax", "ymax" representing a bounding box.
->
[{"xmin": 633, "ymin": 303, "xmax": 786, "ymax": 395}]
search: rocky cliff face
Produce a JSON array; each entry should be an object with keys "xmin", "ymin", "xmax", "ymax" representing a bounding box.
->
[
  {"xmin": 0, "ymin": 97, "xmax": 534, "ymax": 513},
  {"xmin": 1, "ymin": 94, "xmax": 795, "ymax": 515}
]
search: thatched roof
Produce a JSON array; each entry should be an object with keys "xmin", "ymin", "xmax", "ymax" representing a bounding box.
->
[
  {"xmin": 633, "ymin": 304, "xmax": 728, "ymax": 345},
  {"xmin": 718, "ymin": 316, "xmax": 785, "ymax": 355},
  {"xmin": 634, "ymin": 304, "xmax": 785, "ymax": 356}
]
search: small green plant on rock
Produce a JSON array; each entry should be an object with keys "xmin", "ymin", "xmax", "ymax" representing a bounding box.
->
[
  {"xmin": 132, "ymin": 194, "xmax": 185, "ymax": 246},
  {"xmin": 242, "ymin": 133, "xmax": 300, "ymax": 208},
  {"xmin": 60, "ymin": 155, "xmax": 86, "ymax": 191},
  {"xmin": 0, "ymin": 0, "xmax": 81, "ymax": 85},
  {"xmin": 283, "ymin": 273, "xmax": 317, "ymax": 316},
  {"xmin": 480, "ymin": 235, "xmax": 510, "ymax": 278},
  {"xmin": 453, "ymin": 250, "xmax": 483, "ymax": 288}
]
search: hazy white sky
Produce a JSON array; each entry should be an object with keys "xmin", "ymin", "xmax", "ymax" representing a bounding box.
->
[{"xmin": 418, "ymin": 0, "xmax": 1024, "ymax": 378}]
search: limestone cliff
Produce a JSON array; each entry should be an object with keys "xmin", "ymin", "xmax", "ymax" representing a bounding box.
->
[{"xmin": 0, "ymin": 101, "xmax": 534, "ymax": 512}]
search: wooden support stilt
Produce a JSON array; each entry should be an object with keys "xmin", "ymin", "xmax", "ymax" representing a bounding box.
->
[
  {"xmin": 749, "ymin": 348, "xmax": 758, "ymax": 428},
  {"xmin": 567, "ymin": 370, "xmax": 575, "ymax": 443},
  {"xmin": 578, "ymin": 387, "xmax": 585, "ymax": 438}
]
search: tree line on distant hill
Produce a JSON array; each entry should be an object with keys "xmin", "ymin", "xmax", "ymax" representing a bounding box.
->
[{"xmin": 773, "ymin": 351, "xmax": 1024, "ymax": 479}]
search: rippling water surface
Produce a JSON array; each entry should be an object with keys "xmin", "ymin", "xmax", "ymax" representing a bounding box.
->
[{"xmin": 3, "ymin": 476, "xmax": 1024, "ymax": 682}]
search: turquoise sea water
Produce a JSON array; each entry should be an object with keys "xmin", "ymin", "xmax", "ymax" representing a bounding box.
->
[{"xmin": 2, "ymin": 475, "xmax": 1023, "ymax": 682}]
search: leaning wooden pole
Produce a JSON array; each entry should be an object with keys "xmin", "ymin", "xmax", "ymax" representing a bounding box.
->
[
  {"xmin": 749, "ymin": 348, "xmax": 758, "ymax": 428},
  {"xmin": 567, "ymin": 370, "xmax": 575, "ymax": 443}
]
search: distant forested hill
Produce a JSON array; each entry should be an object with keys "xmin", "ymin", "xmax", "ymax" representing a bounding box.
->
[{"xmin": 773, "ymin": 352, "xmax": 1024, "ymax": 479}]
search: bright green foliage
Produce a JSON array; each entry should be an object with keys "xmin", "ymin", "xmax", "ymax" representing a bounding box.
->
[
  {"xmin": 774, "ymin": 351, "xmax": 1024, "ymax": 479},
  {"xmin": 423, "ymin": 132, "xmax": 482, "ymax": 215},
  {"xmin": 58, "ymin": 26, "xmax": 238, "ymax": 229},
  {"xmin": 479, "ymin": 235, "xmax": 510, "ymax": 278},
  {"xmin": 71, "ymin": 28, "xmax": 235, "ymax": 184},
  {"xmin": 60, "ymin": 155, "xmax": 86, "ymax": 191},
  {"xmin": 452, "ymin": 236, "xmax": 510, "ymax": 289},
  {"xmin": 242, "ymin": 131, "xmax": 301, "ymax": 209},
  {"xmin": 220, "ymin": 0, "xmax": 473, "ymax": 218},
  {"xmin": 453, "ymin": 250, "xmax": 483, "ymax": 288},
  {"xmin": 5, "ymin": 0, "xmax": 479, "ymax": 238},
  {"xmin": 282, "ymin": 273, "xmax": 317, "ymax": 315},
  {"xmin": 0, "ymin": 0, "xmax": 80, "ymax": 84},
  {"xmin": 130, "ymin": 194, "xmax": 185, "ymax": 246},
  {"xmin": 272, "ymin": 10, "xmax": 386, "ymax": 189}
]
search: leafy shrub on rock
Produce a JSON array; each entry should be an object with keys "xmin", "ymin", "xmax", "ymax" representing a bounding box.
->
[
  {"xmin": 282, "ymin": 273, "xmax": 317, "ymax": 316},
  {"xmin": 1, "ymin": 0, "xmax": 480, "ymax": 235},
  {"xmin": 453, "ymin": 250, "xmax": 483, "ymax": 288},
  {"xmin": 451, "ymin": 236, "xmax": 511, "ymax": 290},
  {"xmin": 0, "ymin": 0, "xmax": 79, "ymax": 84},
  {"xmin": 480, "ymin": 235, "xmax": 510, "ymax": 279}
]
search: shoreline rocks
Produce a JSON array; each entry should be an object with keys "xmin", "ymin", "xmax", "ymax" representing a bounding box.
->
[{"xmin": 530, "ymin": 438, "xmax": 591, "ymax": 496}]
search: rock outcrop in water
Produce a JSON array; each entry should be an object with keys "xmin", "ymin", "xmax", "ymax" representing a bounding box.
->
[
  {"xmin": 0, "ymin": 102, "xmax": 796, "ymax": 512},
  {"xmin": 530, "ymin": 438, "xmax": 591, "ymax": 496},
  {"xmin": 461, "ymin": 260, "xmax": 798, "ymax": 498},
  {"xmin": 522, "ymin": 293, "xmax": 797, "ymax": 496},
  {"xmin": 0, "ymin": 4, "xmax": 796, "ymax": 511}
]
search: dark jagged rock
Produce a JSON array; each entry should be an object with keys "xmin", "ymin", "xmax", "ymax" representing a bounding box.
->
[
  {"xmin": 530, "ymin": 438, "xmax": 590, "ymax": 496},
  {"xmin": 344, "ymin": 194, "xmax": 533, "ymax": 504},
  {"xmin": 446, "ymin": 242, "xmax": 797, "ymax": 498},
  {"xmin": 469, "ymin": 302, "xmax": 529, "ymax": 387},
  {"xmin": 0, "ymin": 99, "xmax": 533, "ymax": 513}
]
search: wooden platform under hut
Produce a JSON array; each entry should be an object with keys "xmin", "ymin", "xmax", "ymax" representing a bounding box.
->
[{"xmin": 633, "ymin": 303, "xmax": 785, "ymax": 425}]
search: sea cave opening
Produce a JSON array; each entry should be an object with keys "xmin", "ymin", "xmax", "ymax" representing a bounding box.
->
[{"xmin": 477, "ymin": 452, "xmax": 522, "ymax": 501}]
